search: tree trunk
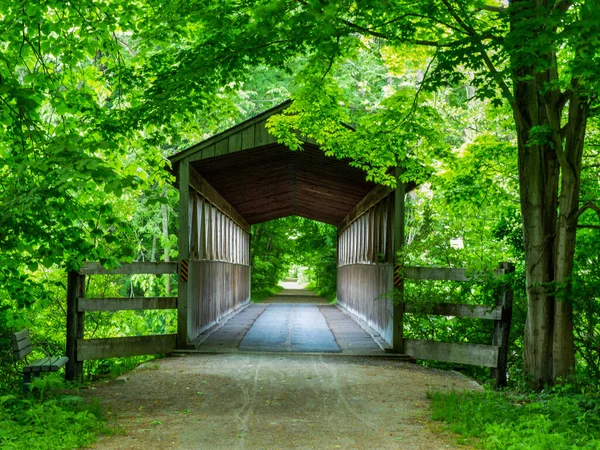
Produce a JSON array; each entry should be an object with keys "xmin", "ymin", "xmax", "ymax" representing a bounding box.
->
[
  {"xmin": 552, "ymin": 94, "xmax": 588, "ymax": 380},
  {"xmin": 509, "ymin": 0, "xmax": 588, "ymax": 386},
  {"xmin": 510, "ymin": 0, "xmax": 559, "ymax": 387}
]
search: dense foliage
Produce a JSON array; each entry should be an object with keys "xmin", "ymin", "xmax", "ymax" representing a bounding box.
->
[
  {"xmin": 430, "ymin": 389, "xmax": 600, "ymax": 449},
  {"xmin": 250, "ymin": 217, "xmax": 337, "ymax": 301},
  {"xmin": 1, "ymin": 0, "xmax": 600, "ymax": 447},
  {"xmin": 0, "ymin": 375, "xmax": 106, "ymax": 449}
]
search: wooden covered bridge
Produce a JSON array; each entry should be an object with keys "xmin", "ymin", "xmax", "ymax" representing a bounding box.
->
[{"xmin": 65, "ymin": 102, "xmax": 514, "ymax": 387}]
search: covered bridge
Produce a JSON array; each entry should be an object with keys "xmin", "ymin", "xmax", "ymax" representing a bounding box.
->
[
  {"xmin": 168, "ymin": 101, "xmax": 407, "ymax": 350},
  {"xmin": 66, "ymin": 101, "xmax": 513, "ymax": 388}
]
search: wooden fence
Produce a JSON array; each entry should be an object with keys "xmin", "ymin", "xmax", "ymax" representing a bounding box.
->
[
  {"xmin": 401, "ymin": 262, "xmax": 515, "ymax": 388},
  {"xmin": 65, "ymin": 262, "xmax": 178, "ymax": 381}
]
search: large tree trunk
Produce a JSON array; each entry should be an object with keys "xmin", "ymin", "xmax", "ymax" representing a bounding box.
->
[
  {"xmin": 510, "ymin": 0, "xmax": 586, "ymax": 386},
  {"xmin": 514, "ymin": 93, "xmax": 559, "ymax": 388},
  {"xmin": 511, "ymin": 0, "xmax": 559, "ymax": 388}
]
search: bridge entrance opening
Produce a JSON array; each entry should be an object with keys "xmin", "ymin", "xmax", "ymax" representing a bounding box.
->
[{"xmin": 169, "ymin": 102, "xmax": 407, "ymax": 352}]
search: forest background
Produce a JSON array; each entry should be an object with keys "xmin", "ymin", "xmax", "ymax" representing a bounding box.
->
[{"xmin": 1, "ymin": 1, "xmax": 600, "ymax": 448}]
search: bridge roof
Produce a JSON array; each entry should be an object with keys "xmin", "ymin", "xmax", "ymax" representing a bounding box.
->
[{"xmin": 169, "ymin": 101, "xmax": 380, "ymax": 226}]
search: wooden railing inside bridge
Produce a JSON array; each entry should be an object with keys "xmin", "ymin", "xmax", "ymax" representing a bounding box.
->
[{"xmin": 65, "ymin": 262, "xmax": 179, "ymax": 381}]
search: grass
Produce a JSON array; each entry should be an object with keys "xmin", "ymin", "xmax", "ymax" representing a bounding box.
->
[
  {"xmin": 305, "ymin": 282, "xmax": 336, "ymax": 303},
  {"xmin": 0, "ymin": 374, "xmax": 108, "ymax": 449},
  {"xmin": 251, "ymin": 285, "xmax": 284, "ymax": 302},
  {"xmin": 429, "ymin": 389, "xmax": 600, "ymax": 449}
]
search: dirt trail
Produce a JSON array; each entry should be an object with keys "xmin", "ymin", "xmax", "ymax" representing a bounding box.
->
[{"xmin": 83, "ymin": 353, "xmax": 480, "ymax": 450}]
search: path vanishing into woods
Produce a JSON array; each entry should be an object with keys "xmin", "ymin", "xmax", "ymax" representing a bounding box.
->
[{"xmin": 82, "ymin": 287, "xmax": 481, "ymax": 450}]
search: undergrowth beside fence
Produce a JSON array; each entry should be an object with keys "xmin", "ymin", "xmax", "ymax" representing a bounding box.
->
[
  {"xmin": 430, "ymin": 389, "xmax": 600, "ymax": 449},
  {"xmin": 0, "ymin": 374, "xmax": 109, "ymax": 450}
]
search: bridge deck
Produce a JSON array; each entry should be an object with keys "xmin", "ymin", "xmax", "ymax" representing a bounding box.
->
[{"xmin": 195, "ymin": 302, "xmax": 385, "ymax": 355}]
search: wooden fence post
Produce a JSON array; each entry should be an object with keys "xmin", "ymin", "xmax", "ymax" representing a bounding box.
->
[
  {"xmin": 177, "ymin": 158, "xmax": 191, "ymax": 349},
  {"xmin": 66, "ymin": 270, "xmax": 85, "ymax": 381},
  {"xmin": 491, "ymin": 262, "xmax": 515, "ymax": 388}
]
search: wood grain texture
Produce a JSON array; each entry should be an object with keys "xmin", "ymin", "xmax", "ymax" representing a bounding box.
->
[
  {"xmin": 337, "ymin": 263, "xmax": 394, "ymax": 345},
  {"xmin": 77, "ymin": 335, "xmax": 176, "ymax": 360},
  {"xmin": 189, "ymin": 144, "xmax": 377, "ymax": 226},
  {"xmin": 404, "ymin": 339, "xmax": 500, "ymax": 368},
  {"xmin": 404, "ymin": 302, "xmax": 502, "ymax": 320},
  {"xmin": 188, "ymin": 261, "xmax": 251, "ymax": 342},
  {"xmin": 188, "ymin": 165, "xmax": 250, "ymax": 233},
  {"xmin": 172, "ymin": 101, "xmax": 291, "ymax": 164},
  {"xmin": 78, "ymin": 297, "xmax": 178, "ymax": 312}
]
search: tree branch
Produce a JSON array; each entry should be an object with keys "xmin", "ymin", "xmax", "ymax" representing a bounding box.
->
[
  {"xmin": 576, "ymin": 201, "xmax": 600, "ymax": 222},
  {"xmin": 480, "ymin": 5, "xmax": 508, "ymax": 13},
  {"xmin": 339, "ymin": 19, "xmax": 465, "ymax": 47}
]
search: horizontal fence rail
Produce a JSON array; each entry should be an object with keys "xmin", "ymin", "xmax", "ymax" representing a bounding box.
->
[
  {"xmin": 401, "ymin": 262, "xmax": 515, "ymax": 388},
  {"xmin": 66, "ymin": 262, "xmax": 179, "ymax": 381}
]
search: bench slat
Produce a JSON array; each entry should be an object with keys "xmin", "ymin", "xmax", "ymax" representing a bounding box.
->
[
  {"xmin": 11, "ymin": 329, "xmax": 30, "ymax": 343},
  {"xmin": 14, "ymin": 346, "xmax": 32, "ymax": 362},
  {"xmin": 24, "ymin": 356, "xmax": 68, "ymax": 372},
  {"xmin": 47, "ymin": 356, "xmax": 68, "ymax": 371},
  {"xmin": 24, "ymin": 357, "xmax": 50, "ymax": 372},
  {"xmin": 11, "ymin": 336, "xmax": 31, "ymax": 352}
]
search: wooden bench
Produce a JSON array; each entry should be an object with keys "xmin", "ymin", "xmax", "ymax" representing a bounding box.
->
[{"xmin": 11, "ymin": 329, "xmax": 69, "ymax": 393}]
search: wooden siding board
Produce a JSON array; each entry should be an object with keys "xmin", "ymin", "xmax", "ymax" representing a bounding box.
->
[
  {"xmin": 404, "ymin": 339, "xmax": 500, "ymax": 368},
  {"xmin": 77, "ymin": 335, "xmax": 176, "ymax": 360},
  {"xmin": 403, "ymin": 302, "xmax": 502, "ymax": 320},
  {"xmin": 336, "ymin": 264, "xmax": 394, "ymax": 345},
  {"xmin": 187, "ymin": 260, "xmax": 251, "ymax": 342},
  {"xmin": 78, "ymin": 297, "xmax": 178, "ymax": 312}
]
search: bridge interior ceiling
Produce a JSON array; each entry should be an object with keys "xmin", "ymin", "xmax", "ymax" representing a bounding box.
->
[{"xmin": 190, "ymin": 143, "xmax": 377, "ymax": 226}]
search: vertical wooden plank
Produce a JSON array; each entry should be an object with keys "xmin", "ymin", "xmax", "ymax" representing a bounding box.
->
[
  {"xmin": 392, "ymin": 168, "xmax": 406, "ymax": 353},
  {"xmin": 66, "ymin": 271, "xmax": 84, "ymax": 381},
  {"xmin": 227, "ymin": 218, "xmax": 232, "ymax": 263},
  {"xmin": 215, "ymin": 139, "xmax": 228, "ymax": 156},
  {"xmin": 491, "ymin": 262, "xmax": 515, "ymax": 388},
  {"xmin": 228, "ymin": 132, "xmax": 242, "ymax": 153},
  {"xmin": 199, "ymin": 196, "xmax": 206, "ymax": 259},
  {"xmin": 191, "ymin": 190, "xmax": 199, "ymax": 259},
  {"xmin": 177, "ymin": 158, "xmax": 190, "ymax": 348},
  {"xmin": 241, "ymin": 126, "xmax": 255, "ymax": 150},
  {"xmin": 368, "ymin": 208, "xmax": 375, "ymax": 263},
  {"xmin": 210, "ymin": 205, "xmax": 216, "ymax": 260},
  {"xmin": 203, "ymin": 144, "xmax": 216, "ymax": 159}
]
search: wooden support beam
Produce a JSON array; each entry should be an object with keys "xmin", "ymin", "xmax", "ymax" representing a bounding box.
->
[
  {"xmin": 189, "ymin": 165, "xmax": 251, "ymax": 233},
  {"xmin": 338, "ymin": 184, "xmax": 392, "ymax": 232},
  {"xmin": 405, "ymin": 339, "xmax": 500, "ymax": 368},
  {"xmin": 491, "ymin": 262, "xmax": 515, "ymax": 388},
  {"xmin": 66, "ymin": 271, "xmax": 85, "ymax": 381},
  {"xmin": 177, "ymin": 158, "xmax": 191, "ymax": 349},
  {"xmin": 403, "ymin": 302, "xmax": 502, "ymax": 320},
  {"xmin": 78, "ymin": 297, "xmax": 178, "ymax": 312},
  {"xmin": 78, "ymin": 262, "xmax": 178, "ymax": 275},
  {"xmin": 77, "ymin": 335, "xmax": 176, "ymax": 360},
  {"xmin": 392, "ymin": 168, "xmax": 406, "ymax": 353}
]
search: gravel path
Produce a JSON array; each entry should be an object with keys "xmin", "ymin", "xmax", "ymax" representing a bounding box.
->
[{"xmin": 83, "ymin": 353, "xmax": 480, "ymax": 449}]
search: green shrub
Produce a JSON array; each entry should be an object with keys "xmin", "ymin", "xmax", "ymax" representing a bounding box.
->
[
  {"xmin": 430, "ymin": 390, "xmax": 600, "ymax": 449},
  {"xmin": 0, "ymin": 375, "xmax": 106, "ymax": 450}
]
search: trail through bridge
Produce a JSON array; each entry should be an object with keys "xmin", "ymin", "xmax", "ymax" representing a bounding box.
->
[{"xmin": 65, "ymin": 102, "xmax": 514, "ymax": 387}]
